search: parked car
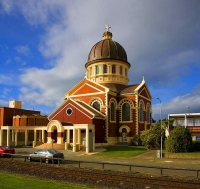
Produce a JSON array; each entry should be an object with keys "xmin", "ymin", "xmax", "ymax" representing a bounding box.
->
[
  {"xmin": 27, "ymin": 149, "xmax": 64, "ymax": 163},
  {"xmin": 0, "ymin": 146, "xmax": 15, "ymax": 157}
]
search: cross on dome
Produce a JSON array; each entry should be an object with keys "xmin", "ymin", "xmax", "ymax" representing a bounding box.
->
[{"xmin": 105, "ymin": 24, "xmax": 111, "ymax": 32}]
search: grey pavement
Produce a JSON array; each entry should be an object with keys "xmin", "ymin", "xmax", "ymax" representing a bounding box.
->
[{"xmin": 14, "ymin": 147, "xmax": 200, "ymax": 170}]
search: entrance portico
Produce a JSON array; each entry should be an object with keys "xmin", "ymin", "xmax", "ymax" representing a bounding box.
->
[
  {"xmin": 0, "ymin": 121, "xmax": 95, "ymax": 153},
  {"xmin": 47, "ymin": 120, "xmax": 95, "ymax": 153}
]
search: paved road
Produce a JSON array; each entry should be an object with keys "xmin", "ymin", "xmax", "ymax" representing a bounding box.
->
[
  {"xmin": 15, "ymin": 147, "xmax": 200, "ymax": 170},
  {"xmin": 12, "ymin": 147, "xmax": 200, "ymax": 179}
]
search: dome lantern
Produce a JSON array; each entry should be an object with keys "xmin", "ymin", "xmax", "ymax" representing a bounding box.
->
[{"xmin": 85, "ymin": 26, "xmax": 131, "ymax": 86}]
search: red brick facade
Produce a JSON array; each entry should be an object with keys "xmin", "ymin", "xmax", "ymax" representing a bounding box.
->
[{"xmin": 49, "ymin": 78, "xmax": 152, "ymax": 144}]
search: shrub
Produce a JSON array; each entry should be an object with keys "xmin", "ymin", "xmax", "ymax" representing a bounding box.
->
[
  {"xmin": 141, "ymin": 123, "xmax": 163, "ymax": 149},
  {"xmin": 165, "ymin": 126, "xmax": 193, "ymax": 153}
]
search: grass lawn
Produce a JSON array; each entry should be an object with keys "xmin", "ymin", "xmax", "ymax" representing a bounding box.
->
[
  {"xmin": 94, "ymin": 146, "xmax": 148, "ymax": 158},
  {"xmin": 0, "ymin": 172, "xmax": 93, "ymax": 189},
  {"xmin": 164, "ymin": 151, "xmax": 200, "ymax": 159}
]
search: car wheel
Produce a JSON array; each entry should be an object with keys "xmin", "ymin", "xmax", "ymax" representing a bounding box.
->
[
  {"xmin": 27, "ymin": 157, "xmax": 31, "ymax": 162},
  {"xmin": 45, "ymin": 158, "xmax": 49, "ymax": 164}
]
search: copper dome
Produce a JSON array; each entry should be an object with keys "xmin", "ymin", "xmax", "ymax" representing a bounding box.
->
[{"xmin": 87, "ymin": 31, "xmax": 129, "ymax": 64}]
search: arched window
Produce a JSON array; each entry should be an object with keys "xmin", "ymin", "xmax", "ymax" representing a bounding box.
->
[
  {"xmin": 112, "ymin": 65, "xmax": 116, "ymax": 74},
  {"xmin": 122, "ymin": 103, "xmax": 130, "ymax": 121},
  {"xmin": 92, "ymin": 101, "xmax": 100, "ymax": 111},
  {"xmin": 146, "ymin": 105, "xmax": 150, "ymax": 123},
  {"xmin": 125, "ymin": 68, "xmax": 127, "ymax": 76},
  {"xmin": 110, "ymin": 102, "xmax": 115, "ymax": 121},
  {"xmin": 139, "ymin": 102, "xmax": 143, "ymax": 122},
  {"xmin": 95, "ymin": 65, "xmax": 99, "ymax": 74},
  {"xmin": 103, "ymin": 64, "xmax": 107, "ymax": 73},
  {"xmin": 120, "ymin": 66, "xmax": 123, "ymax": 75}
]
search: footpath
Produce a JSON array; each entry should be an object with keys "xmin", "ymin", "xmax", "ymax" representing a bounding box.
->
[{"xmin": 15, "ymin": 147, "xmax": 200, "ymax": 170}]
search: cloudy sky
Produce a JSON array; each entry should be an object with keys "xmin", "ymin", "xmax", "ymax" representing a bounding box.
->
[{"xmin": 0, "ymin": 0, "xmax": 200, "ymax": 120}]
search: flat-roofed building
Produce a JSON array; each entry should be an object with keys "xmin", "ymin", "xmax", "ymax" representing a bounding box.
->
[{"xmin": 168, "ymin": 113, "xmax": 200, "ymax": 140}]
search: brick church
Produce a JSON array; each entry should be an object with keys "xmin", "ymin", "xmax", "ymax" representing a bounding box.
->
[{"xmin": 48, "ymin": 26, "xmax": 152, "ymax": 146}]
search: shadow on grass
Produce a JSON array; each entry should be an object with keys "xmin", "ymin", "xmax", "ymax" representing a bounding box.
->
[
  {"xmin": 94, "ymin": 146, "xmax": 148, "ymax": 158},
  {"xmin": 105, "ymin": 146, "xmax": 147, "ymax": 152}
]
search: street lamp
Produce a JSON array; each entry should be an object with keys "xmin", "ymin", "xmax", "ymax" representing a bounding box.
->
[
  {"xmin": 157, "ymin": 97, "xmax": 162, "ymax": 158},
  {"xmin": 187, "ymin": 106, "xmax": 190, "ymax": 115}
]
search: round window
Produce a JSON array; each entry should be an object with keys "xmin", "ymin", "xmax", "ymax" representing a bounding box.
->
[{"xmin": 66, "ymin": 108, "xmax": 73, "ymax": 116}]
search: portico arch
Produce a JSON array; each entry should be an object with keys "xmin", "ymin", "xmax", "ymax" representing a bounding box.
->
[{"xmin": 47, "ymin": 120, "xmax": 64, "ymax": 144}]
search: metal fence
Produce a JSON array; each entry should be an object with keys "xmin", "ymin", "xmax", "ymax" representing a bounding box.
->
[{"xmin": 1, "ymin": 153, "xmax": 200, "ymax": 179}]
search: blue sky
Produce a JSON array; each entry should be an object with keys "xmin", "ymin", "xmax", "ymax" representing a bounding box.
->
[{"xmin": 0, "ymin": 0, "xmax": 200, "ymax": 120}]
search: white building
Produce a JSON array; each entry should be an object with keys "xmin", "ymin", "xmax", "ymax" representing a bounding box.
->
[{"xmin": 168, "ymin": 113, "xmax": 200, "ymax": 140}]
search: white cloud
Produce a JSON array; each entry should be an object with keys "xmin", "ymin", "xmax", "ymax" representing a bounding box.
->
[
  {"xmin": 1, "ymin": 0, "xmax": 200, "ymax": 116},
  {"xmin": 153, "ymin": 85, "xmax": 200, "ymax": 120},
  {"xmin": 0, "ymin": 99, "xmax": 8, "ymax": 107},
  {"xmin": 14, "ymin": 57, "xmax": 26, "ymax": 66},
  {"xmin": 0, "ymin": 74, "xmax": 14, "ymax": 84},
  {"xmin": 15, "ymin": 45, "xmax": 30, "ymax": 56},
  {"xmin": 0, "ymin": 88, "xmax": 11, "ymax": 98}
]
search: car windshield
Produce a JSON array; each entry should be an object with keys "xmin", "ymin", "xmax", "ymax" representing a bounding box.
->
[{"xmin": 48, "ymin": 149, "xmax": 57, "ymax": 154}]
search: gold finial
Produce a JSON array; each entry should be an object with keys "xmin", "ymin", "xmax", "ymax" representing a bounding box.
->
[{"xmin": 103, "ymin": 25, "xmax": 112, "ymax": 39}]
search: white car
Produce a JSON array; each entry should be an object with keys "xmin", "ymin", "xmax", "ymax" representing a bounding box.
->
[{"xmin": 27, "ymin": 149, "xmax": 64, "ymax": 163}]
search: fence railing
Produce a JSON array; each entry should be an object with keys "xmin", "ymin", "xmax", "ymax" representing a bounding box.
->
[{"xmin": 1, "ymin": 153, "xmax": 199, "ymax": 179}]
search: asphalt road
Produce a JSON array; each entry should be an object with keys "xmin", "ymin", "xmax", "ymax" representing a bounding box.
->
[{"xmin": 14, "ymin": 147, "xmax": 200, "ymax": 179}]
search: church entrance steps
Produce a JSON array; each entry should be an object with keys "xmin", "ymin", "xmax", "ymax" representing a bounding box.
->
[{"xmin": 35, "ymin": 143, "xmax": 65, "ymax": 150}]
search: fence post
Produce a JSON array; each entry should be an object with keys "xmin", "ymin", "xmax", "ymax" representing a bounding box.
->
[{"xmin": 102, "ymin": 163, "xmax": 104, "ymax": 169}]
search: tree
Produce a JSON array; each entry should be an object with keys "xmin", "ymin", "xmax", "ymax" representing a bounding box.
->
[
  {"xmin": 141, "ymin": 123, "xmax": 163, "ymax": 149},
  {"xmin": 165, "ymin": 126, "xmax": 193, "ymax": 153}
]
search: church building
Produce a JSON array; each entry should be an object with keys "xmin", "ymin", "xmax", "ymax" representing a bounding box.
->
[{"xmin": 48, "ymin": 26, "xmax": 152, "ymax": 146}]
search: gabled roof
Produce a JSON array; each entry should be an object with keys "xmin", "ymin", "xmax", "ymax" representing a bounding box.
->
[
  {"xmin": 65, "ymin": 78, "xmax": 109, "ymax": 98},
  {"xmin": 76, "ymin": 100, "xmax": 105, "ymax": 119},
  {"xmin": 48, "ymin": 98, "xmax": 105, "ymax": 121},
  {"xmin": 100, "ymin": 83, "xmax": 128, "ymax": 93},
  {"xmin": 120, "ymin": 84, "xmax": 139, "ymax": 94}
]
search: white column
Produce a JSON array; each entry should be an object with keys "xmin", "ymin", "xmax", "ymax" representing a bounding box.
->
[
  {"xmin": 78, "ymin": 129, "xmax": 81, "ymax": 151},
  {"xmin": 33, "ymin": 129, "xmax": 37, "ymax": 147},
  {"xmin": 15, "ymin": 131, "xmax": 18, "ymax": 146},
  {"xmin": 86, "ymin": 127, "xmax": 89, "ymax": 153},
  {"xmin": 25, "ymin": 129, "xmax": 28, "ymax": 146},
  {"xmin": 73, "ymin": 128, "xmax": 77, "ymax": 152},
  {"xmin": 0, "ymin": 129, "xmax": 3, "ymax": 146},
  {"xmin": 42, "ymin": 130, "xmax": 45, "ymax": 143},
  {"xmin": 39, "ymin": 130, "xmax": 42, "ymax": 142},
  {"xmin": 7, "ymin": 128, "xmax": 10, "ymax": 146},
  {"xmin": 67, "ymin": 129, "xmax": 70, "ymax": 143},
  {"xmin": 12, "ymin": 130, "xmax": 14, "ymax": 142},
  {"xmin": 185, "ymin": 114, "xmax": 187, "ymax": 128}
]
